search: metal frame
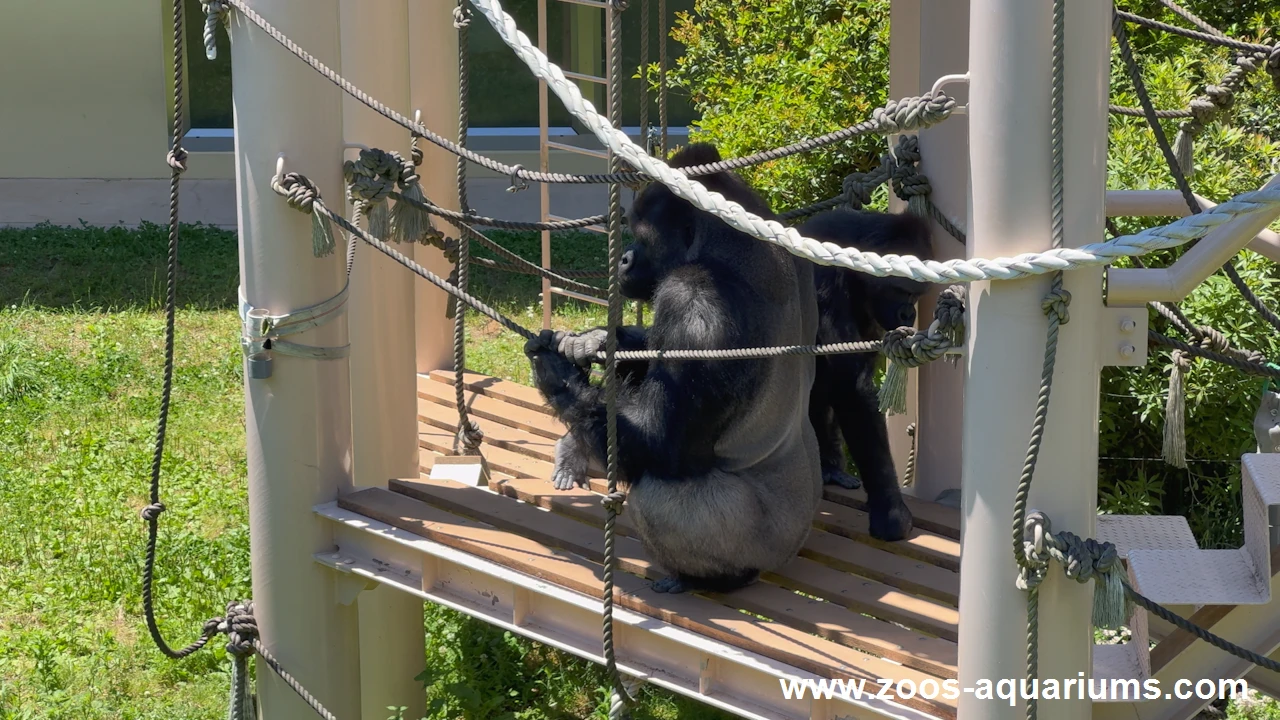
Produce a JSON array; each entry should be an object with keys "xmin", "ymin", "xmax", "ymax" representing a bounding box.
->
[{"xmin": 538, "ymin": 0, "xmax": 621, "ymax": 324}]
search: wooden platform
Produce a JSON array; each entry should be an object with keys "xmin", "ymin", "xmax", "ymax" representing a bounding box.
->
[{"xmin": 333, "ymin": 370, "xmax": 968, "ymax": 720}]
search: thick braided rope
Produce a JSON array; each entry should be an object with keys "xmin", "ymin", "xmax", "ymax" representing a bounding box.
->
[
  {"xmin": 1126, "ymin": 583, "xmax": 1280, "ymax": 671},
  {"xmin": 1019, "ymin": 3, "xmax": 1067, "ymax": 715},
  {"xmin": 1117, "ymin": 10, "xmax": 1272, "ymax": 54},
  {"xmin": 657, "ymin": 0, "xmax": 668, "ymax": 155},
  {"xmin": 602, "ymin": 3, "xmax": 634, "ymax": 715},
  {"xmin": 1116, "ymin": 17, "xmax": 1280, "ymax": 338},
  {"xmin": 1150, "ymin": 331, "xmax": 1280, "ymax": 378},
  {"xmin": 272, "ymin": 175, "xmax": 538, "ymax": 341},
  {"xmin": 470, "ymin": 256, "xmax": 609, "ymax": 283},
  {"xmin": 462, "ymin": 0, "xmax": 1280, "ymax": 282},
  {"xmin": 200, "ymin": 1, "xmax": 230, "ymax": 60},
  {"xmin": 1155, "ymin": 0, "xmax": 1224, "ymax": 37},
  {"xmin": 639, "ymin": 0, "xmax": 650, "ymax": 152},
  {"xmin": 454, "ymin": 223, "xmax": 609, "ymax": 295},
  {"xmin": 389, "ymin": 190, "xmax": 606, "ymax": 230},
  {"xmin": 453, "ymin": 1, "xmax": 484, "ymax": 455},
  {"xmin": 217, "ymin": 0, "xmax": 950, "ymax": 187},
  {"xmin": 1110, "ymin": 104, "xmax": 1195, "ymax": 119},
  {"xmin": 142, "ymin": 0, "xmax": 218, "ymax": 662}
]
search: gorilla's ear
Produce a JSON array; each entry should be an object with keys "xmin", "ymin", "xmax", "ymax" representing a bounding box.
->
[{"xmin": 669, "ymin": 142, "xmax": 722, "ymax": 169}]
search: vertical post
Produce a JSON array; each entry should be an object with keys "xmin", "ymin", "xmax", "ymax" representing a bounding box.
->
[
  {"xmin": 888, "ymin": 0, "xmax": 970, "ymax": 503},
  {"xmin": 539, "ymin": 0, "xmax": 553, "ymax": 330},
  {"xmin": 339, "ymin": 1, "xmax": 427, "ymax": 718},
  {"xmin": 958, "ymin": 0, "xmax": 1108, "ymax": 718},
  {"xmin": 410, "ymin": 0, "xmax": 463, "ymax": 373},
  {"xmin": 230, "ymin": 1, "xmax": 361, "ymax": 718}
]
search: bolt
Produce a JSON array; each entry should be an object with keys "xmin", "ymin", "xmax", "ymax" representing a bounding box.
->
[
  {"xmin": 1120, "ymin": 344, "xmax": 1136, "ymax": 358},
  {"xmin": 1120, "ymin": 318, "xmax": 1136, "ymax": 333}
]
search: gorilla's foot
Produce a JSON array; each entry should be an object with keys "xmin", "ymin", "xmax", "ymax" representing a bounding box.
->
[
  {"xmin": 822, "ymin": 466, "xmax": 861, "ymax": 490},
  {"xmin": 651, "ymin": 576, "xmax": 688, "ymax": 594},
  {"xmin": 868, "ymin": 497, "xmax": 914, "ymax": 542}
]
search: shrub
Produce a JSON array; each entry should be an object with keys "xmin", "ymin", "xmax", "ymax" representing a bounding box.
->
[{"xmin": 665, "ymin": 0, "xmax": 891, "ymax": 211}]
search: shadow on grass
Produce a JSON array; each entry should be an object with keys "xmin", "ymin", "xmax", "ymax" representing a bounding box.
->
[{"xmin": 0, "ymin": 221, "xmax": 240, "ymax": 311}]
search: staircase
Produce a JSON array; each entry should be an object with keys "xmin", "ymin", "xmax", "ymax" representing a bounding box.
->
[{"xmin": 1093, "ymin": 453, "xmax": 1280, "ymax": 719}]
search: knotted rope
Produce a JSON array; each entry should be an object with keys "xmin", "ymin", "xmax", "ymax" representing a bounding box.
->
[
  {"xmin": 343, "ymin": 148, "xmax": 439, "ymax": 249},
  {"xmin": 1017, "ymin": 514, "xmax": 1131, "ymax": 631},
  {"xmin": 200, "ymin": 1, "xmax": 230, "ymax": 61},
  {"xmin": 878, "ymin": 285, "xmax": 967, "ymax": 414},
  {"xmin": 1172, "ymin": 53, "xmax": 1266, "ymax": 177}
]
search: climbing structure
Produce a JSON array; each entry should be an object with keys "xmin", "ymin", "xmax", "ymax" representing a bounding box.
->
[{"xmin": 137, "ymin": 1, "xmax": 1280, "ymax": 720}]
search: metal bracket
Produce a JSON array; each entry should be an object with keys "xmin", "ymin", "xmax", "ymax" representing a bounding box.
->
[{"xmin": 1098, "ymin": 306, "xmax": 1148, "ymax": 367}]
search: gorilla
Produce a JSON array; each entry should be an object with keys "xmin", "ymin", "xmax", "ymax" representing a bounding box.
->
[
  {"xmin": 800, "ymin": 208, "xmax": 934, "ymax": 541},
  {"xmin": 524, "ymin": 142, "xmax": 823, "ymax": 594}
]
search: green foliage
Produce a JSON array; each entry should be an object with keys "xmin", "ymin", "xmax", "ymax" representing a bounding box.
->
[
  {"xmin": 665, "ymin": 0, "xmax": 891, "ymax": 210},
  {"xmin": 1099, "ymin": 0, "xmax": 1280, "ymax": 547}
]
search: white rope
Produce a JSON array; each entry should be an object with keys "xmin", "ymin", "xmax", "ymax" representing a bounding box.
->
[{"xmin": 468, "ymin": 0, "xmax": 1280, "ymax": 283}]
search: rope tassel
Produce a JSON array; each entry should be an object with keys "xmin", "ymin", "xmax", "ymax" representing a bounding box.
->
[
  {"xmin": 1163, "ymin": 350, "xmax": 1190, "ymax": 468},
  {"xmin": 1172, "ymin": 127, "xmax": 1196, "ymax": 179}
]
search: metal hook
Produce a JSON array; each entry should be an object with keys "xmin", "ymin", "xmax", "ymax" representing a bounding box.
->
[
  {"xmin": 929, "ymin": 72, "xmax": 970, "ymax": 116},
  {"xmin": 507, "ymin": 164, "xmax": 530, "ymax": 193}
]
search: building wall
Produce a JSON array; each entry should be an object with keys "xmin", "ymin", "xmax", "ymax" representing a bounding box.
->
[{"xmin": 1, "ymin": 0, "xmax": 174, "ymax": 180}]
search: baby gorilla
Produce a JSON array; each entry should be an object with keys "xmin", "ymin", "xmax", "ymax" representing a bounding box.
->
[
  {"xmin": 525, "ymin": 143, "xmax": 823, "ymax": 594},
  {"xmin": 802, "ymin": 208, "xmax": 934, "ymax": 541}
]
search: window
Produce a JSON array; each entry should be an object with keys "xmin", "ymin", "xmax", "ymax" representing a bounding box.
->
[{"xmin": 183, "ymin": 0, "xmax": 696, "ymax": 131}]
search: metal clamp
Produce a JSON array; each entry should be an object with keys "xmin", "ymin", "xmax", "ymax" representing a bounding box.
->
[{"xmin": 239, "ymin": 282, "xmax": 352, "ymax": 379}]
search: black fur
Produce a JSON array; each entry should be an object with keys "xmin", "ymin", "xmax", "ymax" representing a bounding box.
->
[
  {"xmin": 800, "ymin": 208, "xmax": 933, "ymax": 542},
  {"xmin": 526, "ymin": 142, "xmax": 823, "ymax": 594}
]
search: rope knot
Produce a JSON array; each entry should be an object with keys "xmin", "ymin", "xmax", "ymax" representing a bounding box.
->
[
  {"xmin": 1196, "ymin": 325, "xmax": 1230, "ymax": 353},
  {"xmin": 456, "ymin": 422, "xmax": 484, "ymax": 455},
  {"xmin": 452, "ymin": 3, "xmax": 472, "ymax": 28},
  {"xmin": 140, "ymin": 502, "xmax": 166, "ymax": 521},
  {"xmin": 1267, "ymin": 44, "xmax": 1280, "ymax": 91},
  {"xmin": 1041, "ymin": 288, "xmax": 1072, "ymax": 325},
  {"xmin": 272, "ymin": 172, "xmax": 322, "ymax": 215},
  {"xmin": 601, "ymin": 491, "xmax": 627, "ymax": 513},
  {"xmin": 343, "ymin": 149, "xmax": 401, "ymax": 206},
  {"xmin": 221, "ymin": 600, "xmax": 258, "ymax": 658},
  {"xmin": 871, "ymin": 92, "xmax": 956, "ymax": 135},
  {"xmin": 935, "ymin": 284, "xmax": 967, "ymax": 342},
  {"xmin": 1171, "ymin": 348, "xmax": 1191, "ymax": 373},
  {"xmin": 200, "ymin": 1, "xmax": 231, "ymax": 60},
  {"xmin": 880, "ymin": 327, "xmax": 918, "ymax": 367},
  {"xmin": 167, "ymin": 146, "xmax": 189, "ymax": 173}
]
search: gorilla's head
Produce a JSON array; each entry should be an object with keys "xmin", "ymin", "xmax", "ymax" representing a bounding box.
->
[
  {"xmin": 622, "ymin": 143, "xmax": 774, "ymax": 301},
  {"xmin": 855, "ymin": 212, "xmax": 934, "ymax": 333}
]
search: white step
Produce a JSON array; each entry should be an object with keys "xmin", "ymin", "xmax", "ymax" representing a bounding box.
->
[
  {"xmin": 1125, "ymin": 453, "xmax": 1280, "ymax": 607},
  {"xmin": 1096, "ymin": 514, "xmax": 1197, "ymax": 560}
]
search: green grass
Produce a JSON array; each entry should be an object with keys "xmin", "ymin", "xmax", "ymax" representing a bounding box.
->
[{"xmin": 0, "ymin": 221, "xmax": 723, "ymax": 720}]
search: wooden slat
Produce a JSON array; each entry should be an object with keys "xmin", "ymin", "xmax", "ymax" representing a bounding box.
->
[
  {"xmin": 342, "ymin": 487, "xmax": 956, "ymax": 718},
  {"xmin": 420, "ymin": 429, "xmax": 551, "ymax": 479},
  {"xmin": 420, "ymin": 397, "xmax": 557, "ymax": 460},
  {"xmin": 419, "ymin": 375, "xmax": 565, "ymax": 440},
  {"xmin": 422, "ymin": 385, "xmax": 961, "ymax": 572},
  {"xmin": 497, "ymin": 477, "xmax": 959, "ymax": 611},
  {"xmin": 388, "ymin": 478, "xmax": 959, "ymax": 680},
  {"xmin": 431, "ymin": 370, "xmax": 963, "ymax": 541},
  {"xmin": 824, "ymin": 485, "xmax": 962, "ymax": 541},
  {"xmin": 427, "ymin": 370, "xmax": 552, "ymax": 415},
  {"xmin": 814, "ymin": 502, "xmax": 961, "ymax": 573}
]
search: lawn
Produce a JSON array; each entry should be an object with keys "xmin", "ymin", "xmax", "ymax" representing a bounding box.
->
[{"xmin": 0, "ymin": 221, "xmax": 723, "ymax": 720}]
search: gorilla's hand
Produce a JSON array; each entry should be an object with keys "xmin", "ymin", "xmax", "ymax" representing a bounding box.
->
[
  {"xmin": 554, "ymin": 328, "xmax": 608, "ymax": 368},
  {"xmin": 525, "ymin": 329, "xmax": 585, "ymax": 406}
]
